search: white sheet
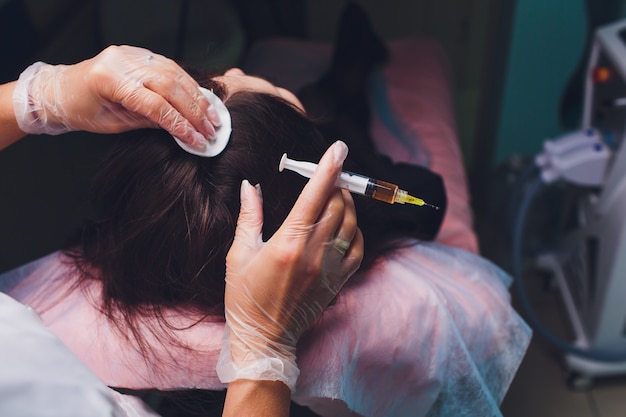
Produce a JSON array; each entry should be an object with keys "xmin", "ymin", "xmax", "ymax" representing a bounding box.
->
[
  {"xmin": 1, "ymin": 242, "xmax": 531, "ymax": 417},
  {"xmin": 0, "ymin": 292, "xmax": 158, "ymax": 417}
]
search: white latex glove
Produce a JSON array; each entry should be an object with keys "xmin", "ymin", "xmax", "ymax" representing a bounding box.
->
[
  {"xmin": 217, "ymin": 141, "xmax": 364, "ymax": 392},
  {"xmin": 12, "ymin": 45, "xmax": 219, "ymax": 151}
]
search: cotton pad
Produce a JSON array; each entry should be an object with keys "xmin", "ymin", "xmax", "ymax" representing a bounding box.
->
[{"xmin": 174, "ymin": 87, "xmax": 232, "ymax": 157}]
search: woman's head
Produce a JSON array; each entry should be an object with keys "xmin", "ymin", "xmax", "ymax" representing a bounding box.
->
[
  {"xmin": 67, "ymin": 68, "xmax": 443, "ymax": 322},
  {"xmin": 69, "ymin": 72, "xmax": 328, "ymax": 318}
]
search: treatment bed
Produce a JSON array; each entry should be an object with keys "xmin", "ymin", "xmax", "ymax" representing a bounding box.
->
[{"xmin": 0, "ymin": 38, "xmax": 530, "ymax": 417}]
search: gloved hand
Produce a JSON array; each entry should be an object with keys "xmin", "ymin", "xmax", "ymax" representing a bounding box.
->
[
  {"xmin": 217, "ymin": 141, "xmax": 363, "ymax": 392},
  {"xmin": 12, "ymin": 45, "xmax": 219, "ymax": 151}
]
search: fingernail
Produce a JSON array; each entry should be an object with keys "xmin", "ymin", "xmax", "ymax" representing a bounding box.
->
[
  {"xmin": 240, "ymin": 179, "xmax": 262, "ymax": 204},
  {"xmin": 203, "ymin": 120, "xmax": 217, "ymax": 141},
  {"xmin": 208, "ymin": 106, "xmax": 221, "ymax": 127},
  {"xmin": 192, "ymin": 132, "xmax": 207, "ymax": 150},
  {"xmin": 333, "ymin": 140, "xmax": 348, "ymax": 165},
  {"xmin": 240, "ymin": 179, "xmax": 252, "ymax": 202}
]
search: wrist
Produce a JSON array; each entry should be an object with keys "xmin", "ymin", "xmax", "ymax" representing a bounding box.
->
[
  {"xmin": 216, "ymin": 323, "xmax": 300, "ymax": 392},
  {"xmin": 13, "ymin": 62, "xmax": 70, "ymax": 135},
  {"xmin": 222, "ymin": 379, "xmax": 291, "ymax": 417}
]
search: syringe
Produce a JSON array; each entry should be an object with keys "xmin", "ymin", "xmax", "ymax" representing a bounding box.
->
[{"xmin": 279, "ymin": 154, "xmax": 439, "ymax": 209}]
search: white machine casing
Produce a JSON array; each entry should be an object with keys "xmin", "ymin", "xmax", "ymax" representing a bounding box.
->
[{"xmin": 536, "ymin": 19, "xmax": 626, "ymax": 383}]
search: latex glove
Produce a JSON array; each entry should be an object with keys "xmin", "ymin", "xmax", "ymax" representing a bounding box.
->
[
  {"xmin": 217, "ymin": 141, "xmax": 364, "ymax": 392},
  {"xmin": 12, "ymin": 45, "xmax": 219, "ymax": 151}
]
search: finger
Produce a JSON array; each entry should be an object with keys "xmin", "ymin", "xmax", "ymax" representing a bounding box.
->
[
  {"xmin": 341, "ymin": 191, "xmax": 364, "ymax": 274},
  {"xmin": 115, "ymin": 45, "xmax": 206, "ymax": 116},
  {"xmin": 308, "ymin": 186, "xmax": 344, "ymax": 232},
  {"xmin": 234, "ymin": 180, "xmax": 264, "ymax": 244},
  {"xmin": 226, "ymin": 180, "xmax": 265, "ymax": 268},
  {"xmin": 334, "ymin": 189, "xmax": 358, "ymax": 243},
  {"xmin": 323, "ymin": 227, "xmax": 363, "ymax": 297},
  {"xmin": 115, "ymin": 85, "xmax": 210, "ymax": 150},
  {"xmin": 100, "ymin": 45, "xmax": 216, "ymax": 144},
  {"xmin": 342, "ymin": 228, "xmax": 364, "ymax": 276},
  {"xmin": 142, "ymin": 68, "xmax": 218, "ymax": 140},
  {"xmin": 330, "ymin": 226, "xmax": 364, "ymax": 291},
  {"xmin": 284, "ymin": 141, "xmax": 348, "ymax": 227},
  {"xmin": 325, "ymin": 191, "xmax": 357, "ymax": 258}
]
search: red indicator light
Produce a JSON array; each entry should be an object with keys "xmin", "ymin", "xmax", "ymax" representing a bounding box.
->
[{"xmin": 593, "ymin": 67, "xmax": 611, "ymax": 83}]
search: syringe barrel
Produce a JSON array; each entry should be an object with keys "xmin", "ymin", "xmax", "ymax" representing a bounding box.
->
[
  {"xmin": 367, "ymin": 179, "xmax": 398, "ymax": 204},
  {"xmin": 336, "ymin": 171, "xmax": 370, "ymax": 194},
  {"xmin": 336, "ymin": 173, "xmax": 399, "ymax": 203}
]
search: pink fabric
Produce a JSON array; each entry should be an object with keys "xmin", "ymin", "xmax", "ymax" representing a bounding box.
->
[
  {"xmin": 242, "ymin": 38, "xmax": 479, "ymax": 254},
  {"xmin": 369, "ymin": 40, "xmax": 478, "ymax": 253},
  {"xmin": 4, "ymin": 254, "xmax": 226, "ymax": 390},
  {"xmin": 2, "ymin": 245, "xmax": 530, "ymax": 417}
]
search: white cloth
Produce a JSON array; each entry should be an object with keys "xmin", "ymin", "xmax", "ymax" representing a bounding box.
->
[
  {"xmin": 0, "ymin": 292, "xmax": 159, "ymax": 417},
  {"xmin": 1, "ymin": 242, "xmax": 531, "ymax": 417}
]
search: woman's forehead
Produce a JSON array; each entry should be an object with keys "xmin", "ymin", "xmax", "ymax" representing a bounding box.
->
[{"xmin": 215, "ymin": 69, "xmax": 304, "ymax": 111}]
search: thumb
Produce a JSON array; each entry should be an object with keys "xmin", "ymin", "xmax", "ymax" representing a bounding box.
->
[{"xmin": 227, "ymin": 180, "xmax": 265, "ymax": 268}]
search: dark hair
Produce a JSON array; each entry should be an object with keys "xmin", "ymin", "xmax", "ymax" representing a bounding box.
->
[{"xmin": 64, "ymin": 74, "xmax": 445, "ymax": 340}]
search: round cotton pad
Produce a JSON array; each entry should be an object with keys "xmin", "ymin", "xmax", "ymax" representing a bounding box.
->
[{"xmin": 174, "ymin": 87, "xmax": 232, "ymax": 157}]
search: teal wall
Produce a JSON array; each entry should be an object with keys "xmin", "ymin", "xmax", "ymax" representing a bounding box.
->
[{"xmin": 495, "ymin": 0, "xmax": 587, "ymax": 163}]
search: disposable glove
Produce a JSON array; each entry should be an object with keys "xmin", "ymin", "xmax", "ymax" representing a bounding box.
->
[
  {"xmin": 12, "ymin": 45, "xmax": 219, "ymax": 151},
  {"xmin": 217, "ymin": 141, "xmax": 363, "ymax": 392}
]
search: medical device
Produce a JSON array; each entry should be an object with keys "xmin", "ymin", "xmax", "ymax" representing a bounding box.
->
[
  {"xmin": 174, "ymin": 87, "xmax": 232, "ymax": 157},
  {"xmin": 279, "ymin": 154, "xmax": 439, "ymax": 209},
  {"xmin": 511, "ymin": 18, "xmax": 626, "ymax": 389}
]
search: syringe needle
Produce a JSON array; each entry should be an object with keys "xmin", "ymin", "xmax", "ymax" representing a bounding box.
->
[{"xmin": 397, "ymin": 192, "xmax": 440, "ymax": 210}]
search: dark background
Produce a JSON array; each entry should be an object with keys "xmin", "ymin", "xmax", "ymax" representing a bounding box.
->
[{"xmin": 0, "ymin": 0, "xmax": 513, "ymax": 272}]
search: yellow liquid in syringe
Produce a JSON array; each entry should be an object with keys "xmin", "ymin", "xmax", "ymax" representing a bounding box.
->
[{"xmin": 367, "ymin": 179, "xmax": 440, "ymax": 210}]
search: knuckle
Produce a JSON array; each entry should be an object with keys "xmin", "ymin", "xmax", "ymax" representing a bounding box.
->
[
  {"xmin": 298, "ymin": 193, "xmax": 318, "ymax": 211},
  {"xmin": 162, "ymin": 55, "xmax": 178, "ymax": 68},
  {"xmin": 274, "ymin": 242, "xmax": 300, "ymax": 266},
  {"xmin": 343, "ymin": 212, "xmax": 358, "ymax": 233},
  {"xmin": 159, "ymin": 108, "xmax": 187, "ymax": 132},
  {"xmin": 186, "ymin": 100, "xmax": 203, "ymax": 118},
  {"xmin": 302, "ymin": 259, "xmax": 323, "ymax": 279},
  {"xmin": 274, "ymin": 239, "xmax": 324, "ymax": 278},
  {"xmin": 225, "ymin": 250, "xmax": 236, "ymax": 266},
  {"xmin": 328, "ymin": 190, "xmax": 346, "ymax": 211},
  {"xmin": 101, "ymin": 44, "xmax": 120, "ymax": 57},
  {"xmin": 86, "ymin": 59, "xmax": 112, "ymax": 83},
  {"xmin": 124, "ymin": 88, "xmax": 153, "ymax": 111},
  {"xmin": 156, "ymin": 75, "xmax": 178, "ymax": 92}
]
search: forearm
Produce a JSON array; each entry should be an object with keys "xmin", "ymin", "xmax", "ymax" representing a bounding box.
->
[
  {"xmin": 0, "ymin": 81, "xmax": 26, "ymax": 150},
  {"xmin": 222, "ymin": 380, "xmax": 290, "ymax": 417}
]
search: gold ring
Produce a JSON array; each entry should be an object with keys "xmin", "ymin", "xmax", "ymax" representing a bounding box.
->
[{"xmin": 332, "ymin": 237, "xmax": 351, "ymax": 256}]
